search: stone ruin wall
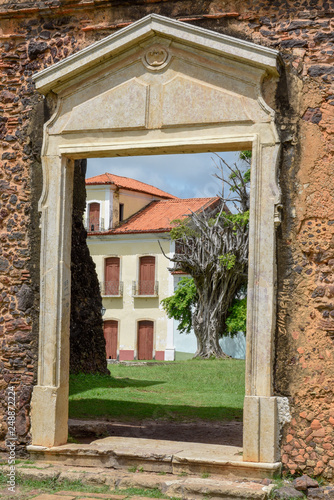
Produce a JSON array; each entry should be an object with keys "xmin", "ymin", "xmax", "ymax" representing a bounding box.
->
[{"xmin": 0, "ymin": 0, "xmax": 333, "ymax": 477}]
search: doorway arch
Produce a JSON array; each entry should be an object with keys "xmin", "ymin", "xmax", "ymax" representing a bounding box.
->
[{"xmin": 30, "ymin": 14, "xmax": 281, "ymax": 464}]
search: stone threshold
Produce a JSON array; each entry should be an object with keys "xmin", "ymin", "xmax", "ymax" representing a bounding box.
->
[{"xmin": 27, "ymin": 436, "xmax": 281, "ymax": 479}]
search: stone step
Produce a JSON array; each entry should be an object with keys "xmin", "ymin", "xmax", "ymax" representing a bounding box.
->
[
  {"xmin": 27, "ymin": 436, "xmax": 281, "ymax": 479},
  {"xmin": 5, "ymin": 464, "xmax": 275, "ymax": 499}
]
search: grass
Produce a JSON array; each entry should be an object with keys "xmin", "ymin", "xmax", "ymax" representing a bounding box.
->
[
  {"xmin": 0, "ymin": 473, "xmax": 110, "ymax": 494},
  {"xmin": 128, "ymin": 466, "xmax": 144, "ymax": 473},
  {"xmin": 113, "ymin": 487, "xmax": 170, "ymax": 498},
  {"xmin": 269, "ymin": 473, "xmax": 327, "ymax": 499},
  {"xmin": 0, "ymin": 472, "xmax": 180, "ymax": 500},
  {"xmin": 69, "ymin": 358, "xmax": 245, "ymax": 421},
  {"xmin": 175, "ymin": 351, "xmax": 194, "ymax": 361}
]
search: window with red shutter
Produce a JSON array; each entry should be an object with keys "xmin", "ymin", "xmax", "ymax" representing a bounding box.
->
[
  {"xmin": 139, "ymin": 256, "xmax": 155, "ymax": 295},
  {"xmin": 105, "ymin": 257, "xmax": 120, "ymax": 295}
]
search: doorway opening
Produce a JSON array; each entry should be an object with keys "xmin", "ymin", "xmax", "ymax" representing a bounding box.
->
[
  {"xmin": 137, "ymin": 320, "xmax": 154, "ymax": 360},
  {"xmin": 68, "ymin": 150, "xmax": 248, "ymax": 447},
  {"xmin": 29, "ymin": 13, "xmax": 281, "ymax": 466},
  {"xmin": 104, "ymin": 320, "xmax": 118, "ymax": 360}
]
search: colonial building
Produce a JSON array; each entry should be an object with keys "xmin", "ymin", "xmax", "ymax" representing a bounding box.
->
[{"xmin": 85, "ymin": 173, "xmax": 219, "ymax": 361}]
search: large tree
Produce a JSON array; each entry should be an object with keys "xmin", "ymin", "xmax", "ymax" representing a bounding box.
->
[{"xmin": 162, "ymin": 153, "xmax": 250, "ymax": 359}]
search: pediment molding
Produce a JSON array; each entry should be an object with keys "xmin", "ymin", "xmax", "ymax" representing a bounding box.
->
[{"xmin": 33, "ymin": 14, "xmax": 279, "ymax": 95}]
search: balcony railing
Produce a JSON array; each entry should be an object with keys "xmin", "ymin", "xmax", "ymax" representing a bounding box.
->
[
  {"xmin": 132, "ymin": 280, "xmax": 159, "ymax": 297},
  {"xmin": 100, "ymin": 281, "xmax": 123, "ymax": 297},
  {"xmin": 85, "ymin": 218, "xmax": 105, "ymax": 232}
]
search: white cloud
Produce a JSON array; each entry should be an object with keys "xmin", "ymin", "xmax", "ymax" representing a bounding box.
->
[{"xmin": 86, "ymin": 151, "xmax": 243, "ymax": 199}]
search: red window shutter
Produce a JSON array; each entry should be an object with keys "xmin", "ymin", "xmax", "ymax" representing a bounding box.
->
[
  {"xmin": 89, "ymin": 203, "xmax": 100, "ymax": 231},
  {"xmin": 139, "ymin": 256, "xmax": 155, "ymax": 295},
  {"xmin": 137, "ymin": 321, "xmax": 154, "ymax": 360},
  {"xmin": 105, "ymin": 257, "xmax": 120, "ymax": 295},
  {"xmin": 104, "ymin": 320, "xmax": 118, "ymax": 359}
]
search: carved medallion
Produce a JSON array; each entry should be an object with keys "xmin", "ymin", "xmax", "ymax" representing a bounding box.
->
[{"xmin": 142, "ymin": 45, "xmax": 170, "ymax": 70}]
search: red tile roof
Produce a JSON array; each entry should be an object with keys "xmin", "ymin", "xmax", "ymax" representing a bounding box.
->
[
  {"xmin": 109, "ymin": 197, "xmax": 220, "ymax": 234},
  {"xmin": 86, "ymin": 173, "xmax": 177, "ymax": 199}
]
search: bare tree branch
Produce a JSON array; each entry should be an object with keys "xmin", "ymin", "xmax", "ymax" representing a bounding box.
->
[{"xmin": 165, "ymin": 154, "xmax": 250, "ymax": 358}]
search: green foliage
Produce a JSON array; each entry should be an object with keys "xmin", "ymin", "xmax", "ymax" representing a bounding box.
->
[
  {"xmin": 128, "ymin": 465, "xmax": 144, "ymax": 473},
  {"xmin": 170, "ymin": 219, "xmax": 198, "ymax": 241},
  {"xmin": 215, "ymin": 210, "xmax": 249, "ymax": 232},
  {"xmin": 239, "ymin": 151, "xmax": 251, "ymax": 186},
  {"xmin": 240, "ymin": 150, "xmax": 252, "ymax": 161},
  {"xmin": 67, "ymin": 435, "xmax": 79, "ymax": 444},
  {"xmin": 228, "ymin": 150, "xmax": 251, "ymax": 193},
  {"xmin": 225, "ymin": 297, "xmax": 247, "ymax": 336},
  {"xmin": 161, "ymin": 277, "xmax": 197, "ymax": 334},
  {"xmin": 219, "ymin": 252, "xmax": 236, "ymax": 270}
]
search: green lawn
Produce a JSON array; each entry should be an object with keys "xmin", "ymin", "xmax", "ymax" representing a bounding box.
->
[
  {"xmin": 69, "ymin": 359, "xmax": 245, "ymax": 422},
  {"xmin": 175, "ymin": 351, "xmax": 194, "ymax": 361}
]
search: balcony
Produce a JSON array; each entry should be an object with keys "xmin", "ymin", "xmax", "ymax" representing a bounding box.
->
[
  {"xmin": 132, "ymin": 280, "xmax": 159, "ymax": 297},
  {"xmin": 100, "ymin": 281, "xmax": 123, "ymax": 297},
  {"xmin": 85, "ymin": 218, "xmax": 105, "ymax": 233}
]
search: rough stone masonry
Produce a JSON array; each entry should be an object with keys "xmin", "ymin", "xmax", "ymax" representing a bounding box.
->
[{"xmin": 0, "ymin": 0, "xmax": 333, "ymax": 479}]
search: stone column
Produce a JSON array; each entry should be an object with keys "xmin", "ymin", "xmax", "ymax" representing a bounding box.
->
[
  {"xmin": 165, "ymin": 240, "xmax": 176, "ymax": 361},
  {"xmin": 30, "ymin": 155, "xmax": 74, "ymax": 447},
  {"xmin": 243, "ymin": 141, "xmax": 281, "ymax": 463}
]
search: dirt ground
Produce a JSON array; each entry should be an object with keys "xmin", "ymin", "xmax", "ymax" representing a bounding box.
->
[{"xmin": 68, "ymin": 418, "xmax": 243, "ymax": 447}]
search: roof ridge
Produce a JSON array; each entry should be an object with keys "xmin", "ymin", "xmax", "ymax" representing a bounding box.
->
[
  {"xmin": 85, "ymin": 172, "xmax": 177, "ymax": 199},
  {"xmin": 160, "ymin": 196, "xmax": 219, "ymax": 202},
  {"xmin": 107, "ymin": 196, "xmax": 221, "ymax": 235}
]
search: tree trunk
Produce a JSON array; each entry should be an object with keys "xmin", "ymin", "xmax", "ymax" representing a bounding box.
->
[
  {"xmin": 70, "ymin": 160, "xmax": 109, "ymax": 375},
  {"xmin": 167, "ymin": 163, "xmax": 250, "ymax": 360},
  {"xmin": 192, "ymin": 283, "xmax": 230, "ymax": 359}
]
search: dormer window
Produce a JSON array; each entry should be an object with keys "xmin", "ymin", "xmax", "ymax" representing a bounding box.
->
[{"xmin": 119, "ymin": 203, "xmax": 124, "ymax": 222}]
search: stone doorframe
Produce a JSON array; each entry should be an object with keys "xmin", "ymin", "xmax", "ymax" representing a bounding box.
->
[{"xmin": 30, "ymin": 14, "xmax": 281, "ymax": 464}]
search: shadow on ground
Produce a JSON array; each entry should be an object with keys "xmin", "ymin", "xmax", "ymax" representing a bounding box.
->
[
  {"xmin": 69, "ymin": 374, "xmax": 164, "ymax": 395},
  {"xmin": 69, "ymin": 398, "xmax": 243, "ymax": 422},
  {"xmin": 68, "ymin": 416, "xmax": 243, "ymax": 447}
]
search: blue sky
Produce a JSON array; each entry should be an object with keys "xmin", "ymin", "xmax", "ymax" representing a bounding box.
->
[{"xmin": 86, "ymin": 151, "xmax": 241, "ymax": 199}]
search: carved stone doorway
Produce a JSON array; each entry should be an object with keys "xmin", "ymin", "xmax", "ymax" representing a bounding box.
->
[{"xmin": 30, "ymin": 14, "xmax": 281, "ymax": 464}]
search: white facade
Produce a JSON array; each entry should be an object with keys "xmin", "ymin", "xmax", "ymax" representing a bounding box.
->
[{"xmin": 86, "ymin": 180, "xmax": 177, "ymax": 361}]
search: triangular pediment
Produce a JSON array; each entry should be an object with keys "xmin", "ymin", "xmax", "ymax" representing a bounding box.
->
[{"xmin": 33, "ymin": 14, "xmax": 279, "ymax": 95}]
